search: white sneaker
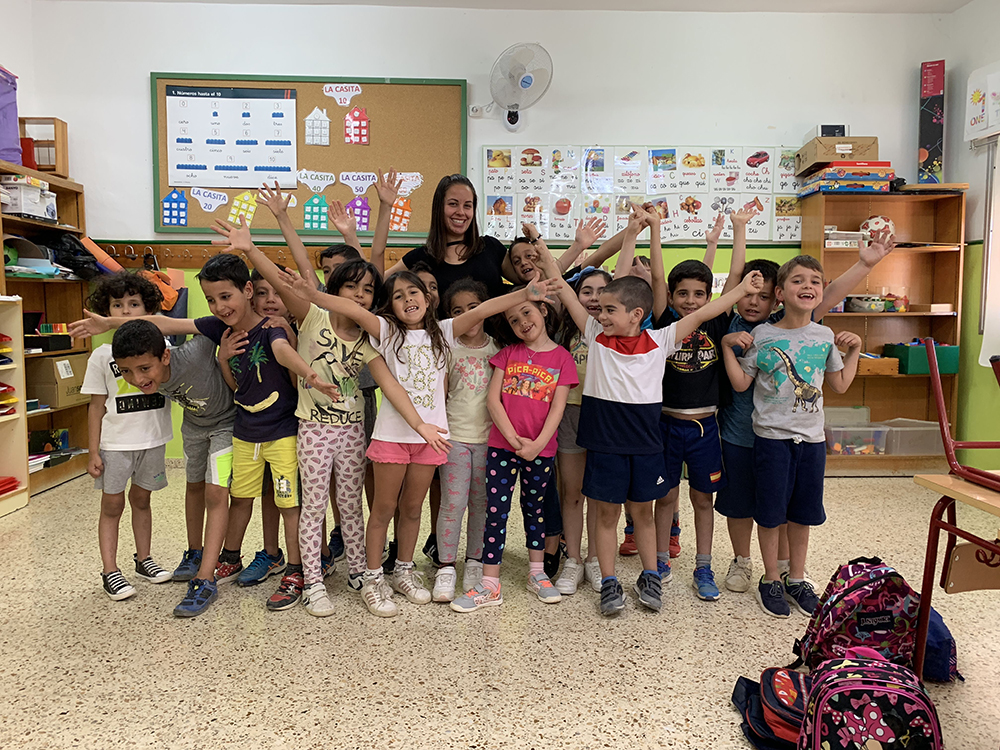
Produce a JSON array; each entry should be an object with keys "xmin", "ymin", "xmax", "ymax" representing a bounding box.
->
[
  {"xmin": 433, "ymin": 566, "xmax": 457, "ymax": 602},
  {"xmin": 303, "ymin": 582, "xmax": 335, "ymax": 617},
  {"xmin": 554, "ymin": 557, "xmax": 584, "ymax": 595},
  {"xmin": 347, "ymin": 572, "xmax": 364, "ymax": 591},
  {"xmin": 463, "ymin": 559, "xmax": 484, "ymax": 592},
  {"xmin": 583, "ymin": 557, "xmax": 602, "ymax": 593},
  {"xmin": 391, "ymin": 565, "xmax": 432, "ymax": 604},
  {"xmin": 362, "ymin": 574, "xmax": 399, "ymax": 617},
  {"xmin": 725, "ymin": 557, "xmax": 753, "ymax": 593}
]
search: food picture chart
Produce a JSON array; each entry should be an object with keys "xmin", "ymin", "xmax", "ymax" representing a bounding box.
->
[{"xmin": 483, "ymin": 145, "xmax": 803, "ymax": 243}]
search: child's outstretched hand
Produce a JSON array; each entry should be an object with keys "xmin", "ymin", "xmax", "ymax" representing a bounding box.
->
[
  {"xmin": 575, "ymin": 216, "xmax": 606, "ymax": 247},
  {"xmin": 257, "ymin": 181, "xmax": 290, "ymax": 217},
  {"xmin": 304, "ymin": 370, "xmax": 343, "ymax": 400},
  {"xmin": 375, "ymin": 168, "xmax": 403, "ymax": 206},
  {"xmin": 834, "ymin": 330, "xmax": 863, "ymax": 353},
  {"xmin": 69, "ymin": 310, "xmax": 111, "ymax": 339},
  {"xmin": 730, "ymin": 206, "xmax": 758, "ymax": 227},
  {"xmin": 521, "ymin": 222, "xmax": 541, "ymax": 241},
  {"xmin": 722, "ymin": 331, "xmax": 754, "ymax": 353},
  {"xmin": 625, "ymin": 205, "xmax": 644, "ymax": 235},
  {"xmin": 218, "ymin": 328, "xmax": 248, "ymax": 361},
  {"xmin": 276, "ymin": 267, "xmax": 315, "ymax": 298},
  {"xmin": 328, "ymin": 200, "xmax": 358, "ymax": 238},
  {"xmin": 211, "ymin": 215, "xmax": 254, "ymax": 254},
  {"xmin": 417, "ymin": 423, "xmax": 452, "ymax": 455},
  {"xmin": 705, "ymin": 212, "xmax": 725, "ymax": 244},
  {"xmin": 739, "ymin": 269, "xmax": 764, "ymax": 295},
  {"xmin": 524, "ymin": 271, "xmax": 559, "ymax": 304},
  {"xmin": 263, "ymin": 316, "xmax": 297, "ymax": 347},
  {"xmin": 629, "ymin": 257, "xmax": 652, "ymax": 285},
  {"xmin": 860, "ymin": 227, "xmax": 896, "ymax": 268}
]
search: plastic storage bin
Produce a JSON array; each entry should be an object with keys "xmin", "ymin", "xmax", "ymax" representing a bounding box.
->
[
  {"xmin": 882, "ymin": 343, "xmax": 959, "ymax": 374},
  {"xmin": 824, "ymin": 424, "xmax": 889, "ymax": 455},
  {"xmin": 824, "ymin": 406, "xmax": 871, "ymax": 426},
  {"xmin": 879, "ymin": 418, "xmax": 945, "ymax": 455}
]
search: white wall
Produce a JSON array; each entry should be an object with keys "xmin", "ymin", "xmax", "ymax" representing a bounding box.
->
[
  {"xmin": 23, "ymin": 1, "xmax": 951, "ymax": 239},
  {"xmin": 2, "ymin": 0, "xmax": 38, "ymax": 116}
]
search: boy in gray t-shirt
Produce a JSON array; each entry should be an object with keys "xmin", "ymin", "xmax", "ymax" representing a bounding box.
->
[{"xmin": 722, "ymin": 255, "xmax": 861, "ymax": 619}]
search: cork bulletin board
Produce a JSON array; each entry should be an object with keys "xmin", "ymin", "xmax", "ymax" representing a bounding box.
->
[{"xmin": 151, "ymin": 73, "xmax": 467, "ymax": 238}]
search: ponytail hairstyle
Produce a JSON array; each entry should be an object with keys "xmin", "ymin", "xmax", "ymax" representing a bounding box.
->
[
  {"xmin": 376, "ymin": 271, "xmax": 450, "ymax": 368},
  {"xmin": 425, "ymin": 174, "xmax": 481, "ymax": 263},
  {"xmin": 326, "ymin": 258, "xmax": 385, "ymax": 310}
]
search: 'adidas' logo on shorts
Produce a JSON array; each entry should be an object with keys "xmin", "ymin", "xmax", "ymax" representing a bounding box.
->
[{"xmin": 656, "ymin": 476, "xmax": 664, "ymax": 484}]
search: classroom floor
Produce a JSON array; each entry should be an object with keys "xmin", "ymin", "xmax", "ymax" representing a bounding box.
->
[{"xmin": 0, "ymin": 471, "xmax": 997, "ymax": 750}]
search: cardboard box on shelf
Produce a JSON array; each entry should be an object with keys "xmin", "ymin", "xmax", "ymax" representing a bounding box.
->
[
  {"xmin": 24, "ymin": 353, "xmax": 89, "ymax": 409},
  {"xmin": 803, "ymin": 165, "xmax": 895, "ymax": 185},
  {"xmin": 795, "ymin": 137, "xmax": 880, "ymax": 176}
]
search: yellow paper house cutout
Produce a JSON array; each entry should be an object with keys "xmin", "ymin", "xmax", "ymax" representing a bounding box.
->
[{"xmin": 228, "ymin": 191, "xmax": 258, "ymax": 226}]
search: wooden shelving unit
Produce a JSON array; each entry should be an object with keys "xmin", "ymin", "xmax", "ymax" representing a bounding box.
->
[
  {"xmin": 801, "ymin": 190, "xmax": 965, "ymax": 477},
  {"xmin": 1, "ymin": 158, "xmax": 91, "ymax": 497},
  {"xmin": 0, "ymin": 298, "xmax": 28, "ymax": 517}
]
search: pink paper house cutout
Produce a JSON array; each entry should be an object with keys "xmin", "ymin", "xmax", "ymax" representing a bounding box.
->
[{"xmin": 344, "ymin": 107, "xmax": 370, "ymax": 145}]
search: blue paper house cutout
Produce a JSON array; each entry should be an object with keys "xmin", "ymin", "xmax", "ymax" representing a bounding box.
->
[{"xmin": 162, "ymin": 189, "xmax": 188, "ymax": 226}]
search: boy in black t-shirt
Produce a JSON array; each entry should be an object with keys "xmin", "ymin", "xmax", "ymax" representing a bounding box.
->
[{"xmin": 654, "ymin": 208, "xmax": 754, "ymax": 602}]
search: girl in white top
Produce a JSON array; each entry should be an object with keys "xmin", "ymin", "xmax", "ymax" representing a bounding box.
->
[
  {"xmin": 431, "ymin": 279, "xmax": 500, "ymax": 603},
  {"xmin": 285, "ymin": 268, "xmax": 558, "ymax": 617}
]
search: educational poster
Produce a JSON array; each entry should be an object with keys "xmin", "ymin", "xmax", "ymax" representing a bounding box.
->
[
  {"xmin": 741, "ymin": 148, "xmax": 774, "ymax": 193},
  {"xmin": 676, "ymin": 194, "xmax": 711, "ymax": 241},
  {"xmin": 646, "ymin": 148, "xmax": 677, "ymax": 194},
  {"xmin": 548, "ymin": 194, "xmax": 580, "ymax": 242},
  {"xmin": 484, "ymin": 148, "xmax": 514, "ymax": 192},
  {"xmin": 581, "ymin": 193, "xmax": 613, "ymax": 236},
  {"xmin": 649, "ymin": 195, "xmax": 679, "ymax": 242},
  {"xmin": 613, "ymin": 148, "xmax": 647, "ymax": 193},
  {"xmin": 774, "ymin": 148, "xmax": 800, "ymax": 195},
  {"xmin": 676, "ymin": 148, "xmax": 709, "ymax": 192},
  {"xmin": 516, "ymin": 147, "xmax": 549, "ymax": 193},
  {"xmin": 990, "ymin": 71, "xmax": 1000, "ymax": 130},
  {"xmin": 614, "ymin": 195, "xmax": 650, "ymax": 240},
  {"xmin": 773, "ymin": 196, "xmax": 802, "ymax": 242},
  {"xmin": 583, "ymin": 148, "xmax": 613, "ymax": 193},
  {"xmin": 709, "ymin": 195, "xmax": 738, "ymax": 241},
  {"xmin": 166, "ymin": 86, "xmax": 297, "ymax": 189},
  {"xmin": 485, "ymin": 194, "xmax": 516, "ymax": 240},
  {"xmin": 518, "ymin": 193, "xmax": 549, "ymax": 238},
  {"xmin": 550, "ymin": 146, "xmax": 581, "ymax": 192},
  {"xmin": 710, "ymin": 148, "xmax": 742, "ymax": 193},
  {"xmin": 740, "ymin": 194, "xmax": 772, "ymax": 242}
]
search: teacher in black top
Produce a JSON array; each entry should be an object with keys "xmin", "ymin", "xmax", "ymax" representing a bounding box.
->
[{"xmin": 386, "ymin": 174, "xmax": 510, "ymax": 309}]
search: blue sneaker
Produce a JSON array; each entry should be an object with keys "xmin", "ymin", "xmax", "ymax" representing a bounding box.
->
[
  {"xmin": 321, "ymin": 550, "xmax": 335, "ymax": 579},
  {"xmin": 656, "ymin": 558, "xmax": 673, "ymax": 584},
  {"xmin": 172, "ymin": 549, "xmax": 203, "ymax": 582},
  {"xmin": 173, "ymin": 578, "xmax": 218, "ymax": 617},
  {"xmin": 237, "ymin": 549, "xmax": 285, "ymax": 587},
  {"xmin": 692, "ymin": 566, "xmax": 721, "ymax": 601},
  {"xmin": 329, "ymin": 527, "xmax": 346, "ymax": 562},
  {"xmin": 756, "ymin": 577, "xmax": 791, "ymax": 618}
]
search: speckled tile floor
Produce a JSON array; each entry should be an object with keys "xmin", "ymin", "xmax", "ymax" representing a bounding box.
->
[{"xmin": 0, "ymin": 472, "xmax": 997, "ymax": 749}]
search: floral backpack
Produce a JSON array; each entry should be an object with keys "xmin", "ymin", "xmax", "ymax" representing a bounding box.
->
[
  {"xmin": 793, "ymin": 557, "xmax": 920, "ymax": 670},
  {"xmin": 798, "ymin": 648, "xmax": 943, "ymax": 750}
]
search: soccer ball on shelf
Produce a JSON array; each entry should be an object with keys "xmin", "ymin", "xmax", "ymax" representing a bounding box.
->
[{"xmin": 859, "ymin": 215, "xmax": 895, "ymax": 240}]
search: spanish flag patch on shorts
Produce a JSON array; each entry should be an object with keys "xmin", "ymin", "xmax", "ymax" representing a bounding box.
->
[{"xmin": 710, "ymin": 470, "xmax": 723, "ymax": 484}]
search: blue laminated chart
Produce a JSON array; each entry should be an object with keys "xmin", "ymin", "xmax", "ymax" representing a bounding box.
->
[{"xmin": 166, "ymin": 86, "xmax": 297, "ymax": 188}]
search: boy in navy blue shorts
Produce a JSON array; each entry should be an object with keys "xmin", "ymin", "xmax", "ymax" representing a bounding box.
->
[
  {"xmin": 558, "ymin": 206, "xmax": 764, "ymax": 615},
  {"xmin": 722, "ymin": 255, "xmax": 862, "ymax": 618}
]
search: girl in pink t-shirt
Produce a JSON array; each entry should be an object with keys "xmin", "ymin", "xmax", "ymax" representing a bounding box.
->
[{"xmin": 450, "ymin": 297, "xmax": 578, "ymax": 613}]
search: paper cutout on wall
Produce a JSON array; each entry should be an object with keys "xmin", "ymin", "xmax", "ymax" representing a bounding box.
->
[
  {"xmin": 346, "ymin": 196, "xmax": 372, "ymax": 231},
  {"xmin": 340, "ymin": 172, "xmax": 378, "ymax": 195},
  {"xmin": 485, "ymin": 195, "xmax": 515, "ymax": 241},
  {"xmin": 516, "ymin": 147, "xmax": 549, "ymax": 193},
  {"xmin": 518, "ymin": 193, "xmax": 550, "ymax": 238},
  {"xmin": 614, "ymin": 148, "xmax": 647, "ymax": 193},
  {"xmin": 228, "ymin": 191, "xmax": 258, "ymax": 227},
  {"xmin": 190, "ymin": 187, "xmax": 229, "ymax": 213},
  {"xmin": 297, "ymin": 168, "xmax": 337, "ymax": 193},
  {"xmin": 647, "ymin": 148, "xmax": 677, "ymax": 194},
  {"xmin": 741, "ymin": 194, "xmax": 773, "ymax": 241},
  {"xmin": 323, "ymin": 83, "xmax": 363, "ymax": 107},
  {"xmin": 398, "ymin": 172, "xmax": 424, "ymax": 197},
  {"xmin": 676, "ymin": 149, "xmax": 709, "ymax": 193},
  {"xmin": 773, "ymin": 196, "xmax": 802, "ymax": 242},
  {"xmin": 305, "ymin": 107, "xmax": 331, "ymax": 146},
  {"xmin": 709, "ymin": 148, "xmax": 742, "ymax": 194},
  {"xmin": 303, "ymin": 194, "xmax": 328, "ymax": 231},
  {"xmin": 774, "ymin": 148, "xmax": 800, "ymax": 195},
  {"xmin": 162, "ymin": 189, "xmax": 188, "ymax": 226},
  {"xmin": 344, "ymin": 107, "xmax": 370, "ymax": 145},
  {"xmin": 583, "ymin": 148, "xmax": 612, "ymax": 193},
  {"xmin": 485, "ymin": 148, "xmax": 515, "ymax": 193},
  {"xmin": 676, "ymin": 194, "xmax": 710, "ymax": 240},
  {"xmin": 389, "ymin": 197, "xmax": 412, "ymax": 231},
  {"xmin": 709, "ymin": 195, "xmax": 739, "ymax": 241},
  {"xmin": 614, "ymin": 194, "xmax": 650, "ymax": 241},
  {"xmin": 581, "ymin": 193, "xmax": 613, "ymax": 236}
]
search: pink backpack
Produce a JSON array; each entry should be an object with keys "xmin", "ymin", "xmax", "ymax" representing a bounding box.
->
[
  {"xmin": 794, "ymin": 557, "xmax": 920, "ymax": 670},
  {"xmin": 798, "ymin": 648, "xmax": 943, "ymax": 750}
]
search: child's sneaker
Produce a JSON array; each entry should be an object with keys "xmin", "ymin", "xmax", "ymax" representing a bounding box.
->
[
  {"xmin": 782, "ymin": 574, "xmax": 820, "ymax": 616},
  {"xmin": 618, "ymin": 532, "xmax": 638, "ymax": 556},
  {"xmin": 237, "ymin": 549, "xmax": 285, "ymax": 587},
  {"xmin": 527, "ymin": 572, "xmax": 562, "ymax": 604},
  {"xmin": 583, "ymin": 557, "xmax": 603, "ymax": 593},
  {"xmin": 462, "ymin": 560, "xmax": 483, "ymax": 592},
  {"xmin": 266, "ymin": 571, "xmax": 304, "ymax": 611},
  {"xmin": 102, "ymin": 571, "xmax": 136, "ymax": 601},
  {"xmin": 433, "ymin": 565, "xmax": 457, "ymax": 602},
  {"xmin": 173, "ymin": 578, "xmax": 218, "ymax": 617},
  {"xmin": 692, "ymin": 566, "xmax": 721, "ymax": 601},
  {"xmin": 215, "ymin": 556, "xmax": 243, "ymax": 584},
  {"xmin": 600, "ymin": 578, "xmax": 625, "ymax": 616},
  {"xmin": 391, "ymin": 565, "xmax": 431, "ymax": 604},
  {"xmin": 755, "ymin": 577, "xmax": 790, "ymax": 618},
  {"xmin": 329, "ymin": 527, "xmax": 346, "ymax": 561},
  {"xmin": 422, "ymin": 534, "xmax": 441, "ymax": 567},
  {"xmin": 554, "ymin": 557, "xmax": 584, "ymax": 595},
  {"xmin": 725, "ymin": 557, "xmax": 753, "ymax": 593},
  {"xmin": 381, "ymin": 540, "xmax": 398, "ymax": 574},
  {"xmin": 133, "ymin": 555, "xmax": 173, "ymax": 583},
  {"xmin": 543, "ymin": 551, "xmax": 560, "ymax": 580},
  {"xmin": 172, "ymin": 549, "xmax": 202, "ymax": 582},
  {"xmin": 321, "ymin": 550, "xmax": 335, "ymax": 579},
  {"xmin": 778, "ymin": 560, "xmax": 816, "ymax": 588},
  {"xmin": 302, "ymin": 582, "xmax": 335, "ymax": 617},
  {"xmin": 656, "ymin": 558, "xmax": 673, "ymax": 585},
  {"xmin": 450, "ymin": 583, "xmax": 503, "ymax": 613},
  {"xmin": 347, "ymin": 572, "xmax": 364, "ymax": 591},
  {"xmin": 669, "ymin": 522, "xmax": 681, "ymax": 558},
  {"xmin": 633, "ymin": 571, "xmax": 662, "ymax": 611},
  {"xmin": 362, "ymin": 573, "xmax": 399, "ymax": 617}
]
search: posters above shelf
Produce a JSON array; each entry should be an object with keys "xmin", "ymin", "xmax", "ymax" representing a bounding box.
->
[{"xmin": 482, "ymin": 145, "xmax": 802, "ymax": 244}]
